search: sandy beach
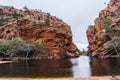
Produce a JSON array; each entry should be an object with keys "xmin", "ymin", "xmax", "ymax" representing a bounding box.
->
[
  {"xmin": 0, "ymin": 76, "xmax": 120, "ymax": 80},
  {"xmin": 0, "ymin": 61, "xmax": 14, "ymax": 64}
]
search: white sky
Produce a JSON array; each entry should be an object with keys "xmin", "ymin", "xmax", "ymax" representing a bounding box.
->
[{"xmin": 0, "ymin": 0, "xmax": 110, "ymax": 50}]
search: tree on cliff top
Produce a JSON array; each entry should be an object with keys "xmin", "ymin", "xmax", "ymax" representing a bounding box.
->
[{"xmin": 23, "ymin": 6, "xmax": 29, "ymax": 11}]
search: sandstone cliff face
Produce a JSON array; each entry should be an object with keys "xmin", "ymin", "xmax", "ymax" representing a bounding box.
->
[
  {"xmin": 0, "ymin": 6, "xmax": 80, "ymax": 59},
  {"xmin": 87, "ymin": 0, "xmax": 120, "ymax": 58}
]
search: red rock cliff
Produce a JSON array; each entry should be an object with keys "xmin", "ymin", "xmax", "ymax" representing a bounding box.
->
[
  {"xmin": 0, "ymin": 6, "xmax": 80, "ymax": 59},
  {"xmin": 86, "ymin": 0, "xmax": 120, "ymax": 58}
]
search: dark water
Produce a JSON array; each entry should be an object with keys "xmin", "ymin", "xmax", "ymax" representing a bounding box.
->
[{"xmin": 0, "ymin": 56, "xmax": 120, "ymax": 78}]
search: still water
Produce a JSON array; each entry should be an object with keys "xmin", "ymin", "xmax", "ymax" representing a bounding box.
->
[{"xmin": 0, "ymin": 56, "xmax": 120, "ymax": 78}]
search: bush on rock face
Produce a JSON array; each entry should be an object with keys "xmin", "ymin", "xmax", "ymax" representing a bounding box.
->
[
  {"xmin": 102, "ymin": 16, "xmax": 112, "ymax": 32},
  {"xmin": 0, "ymin": 39, "xmax": 44, "ymax": 58},
  {"xmin": 44, "ymin": 18, "xmax": 50, "ymax": 26},
  {"xmin": 102, "ymin": 17, "xmax": 120, "ymax": 56},
  {"xmin": 12, "ymin": 12, "xmax": 21, "ymax": 20}
]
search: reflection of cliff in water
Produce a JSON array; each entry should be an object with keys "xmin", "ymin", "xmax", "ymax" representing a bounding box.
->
[
  {"xmin": 0, "ymin": 59, "xmax": 73, "ymax": 78},
  {"xmin": 90, "ymin": 58, "xmax": 120, "ymax": 76},
  {"xmin": 0, "ymin": 56, "xmax": 120, "ymax": 78}
]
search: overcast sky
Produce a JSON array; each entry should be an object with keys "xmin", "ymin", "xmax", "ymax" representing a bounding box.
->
[{"xmin": 0, "ymin": 0, "xmax": 110, "ymax": 50}]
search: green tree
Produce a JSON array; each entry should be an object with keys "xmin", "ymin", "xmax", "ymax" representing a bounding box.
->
[
  {"xmin": 12, "ymin": 12, "xmax": 21, "ymax": 20},
  {"xmin": 23, "ymin": 6, "xmax": 29, "ymax": 11},
  {"xmin": 0, "ymin": 16, "xmax": 4, "ymax": 25},
  {"xmin": 81, "ymin": 49, "xmax": 86, "ymax": 55},
  {"xmin": 102, "ymin": 16, "xmax": 112, "ymax": 32},
  {"xmin": 44, "ymin": 18, "xmax": 50, "ymax": 26},
  {"xmin": 0, "ymin": 39, "xmax": 44, "ymax": 58},
  {"xmin": 38, "ymin": 16, "xmax": 41, "ymax": 20},
  {"xmin": 47, "ymin": 13, "xmax": 51, "ymax": 17},
  {"xmin": 102, "ymin": 16, "xmax": 120, "ymax": 56}
]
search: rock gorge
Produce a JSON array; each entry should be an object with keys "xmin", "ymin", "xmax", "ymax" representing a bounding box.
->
[
  {"xmin": 87, "ymin": 0, "xmax": 120, "ymax": 58},
  {"xmin": 0, "ymin": 6, "xmax": 80, "ymax": 59}
]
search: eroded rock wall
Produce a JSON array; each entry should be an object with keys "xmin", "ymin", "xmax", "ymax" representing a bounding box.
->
[
  {"xmin": 86, "ymin": 0, "xmax": 120, "ymax": 58},
  {"xmin": 0, "ymin": 6, "xmax": 80, "ymax": 59}
]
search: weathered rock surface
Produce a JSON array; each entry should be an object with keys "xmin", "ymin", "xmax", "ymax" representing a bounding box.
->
[
  {"xmin": 0, "ymin": 6, "xmax": 80, "ymax": 59},
  {"xmin": 86, "ymin": 0, "xmax": 120, "ymax": 58}
]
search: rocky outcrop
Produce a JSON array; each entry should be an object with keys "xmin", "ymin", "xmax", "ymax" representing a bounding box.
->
[
  {"xmin": 0, "ymin": 6, "xmax": 80, "ymax": 59},
  {"xmin": 86, "ymin": 0, "xmax": 120, "ymax": 58}
]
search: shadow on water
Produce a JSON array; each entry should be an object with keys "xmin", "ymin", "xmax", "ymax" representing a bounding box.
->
[
  {"xmin": 0, "ymin": 56, "xmax": 120, "ymax": 78},
  {"xmin": 90, "ymin": 58, "xmax": 120, "ymax": 76},
  {"xmin": 0, "ymin": 59, "xmax": 73, "ymax": 78}
]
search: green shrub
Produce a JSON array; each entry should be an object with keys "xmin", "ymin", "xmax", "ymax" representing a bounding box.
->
[
  {"xmin": 44, "ymin": 18, "xmax": 50, "ymax": 26},
  {"xmin": 23, "ymin": 6, "xmax": 29, "ymax": 11},
  {"xmin": 0, "ymin": 20, "xmax": 2, "ymax": 25},
  {"xmin": 0, "ymin": 16, "xmax": 10, "ymax": 25},
  {"xmin": 0, "ymin": 39, "xmax": 44, "ymax": 53},
  {"xmin": 81, "ymin": 49, "xmax": 87, "ymax": 55},
  {"xmin": 31, "ymin": 41, "xmax": 44, "ymax": 51},
  {"xmin": 0, "ymin": 11, "xmax": 4, "ymax": 15},
  {"xmin": 111, "ymin": 27, "xmax": 120, "ymax": 31},
  {"xmin": 102, "ymin": 17, "xmax": 120, "ymax": 55},
  {"xmin": 0, "ymin": 39, "xmax": 23, "ymax": 51},
  {"xmin": 102, "ymin": 16, "xmax": 120, "ymax": 32},
  {"xmin": 13, "ymin": 29, "xmax": 17, "ymax": 34},
  {"xmin": 12, "ymin": 12, "xmax": 21, "ymax": 20},
  {"xmin": 112, "ymin": 37, "xmax": 120, "ymax": 43},
  {"xmin": 47, "ymin": 13, "xmax": 51, "ymax": 17},
  {"xmin": 102, "ymin": 16, "xmax": 120, "ymax": 41},
  {"xmin": 0, "ymin": 16, "xmax": 3, "ymax": 25},
  {"xmin": 111, "ymin": 28, "xmax": 120, "ymax": 36},
  {"xmin": 102, "ymin": 16, "xmax": 112, "ymax": 32},
  {"xmin": 6, "ymin": 29, "xmax": 10, "ymax": 33},
  {"xmin": 8, "ymin": 13, "xmax": 12, "ymax": 16},
  {"xmin": 1, "ymin": 26, "xmax": 5, "ymax": 31},
  {"xmin": 0, "ymin": 43, "xmax": 7, "ymax": 51},
  {"xmin": 38, "ymin": 16, "xmax": 41, "ymax": 20},
  {"xmin": 17, "ymin": 23, "xmax": 22, "ymax": 26},
  {"xmin": 109, "ymin": 37, "xmax": 120, "ymax": 55}
]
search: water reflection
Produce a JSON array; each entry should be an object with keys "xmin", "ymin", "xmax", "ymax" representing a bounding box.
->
[
  {"xmin": 90, "ymin": 58, "xmax": 120, "ymax": 76},
  {"xmin": 0, "ymin": 59, "xmax": 73, "ymax": 78},
  {"xmin": 0, "ymin": 56, "xmax": 120, "ymax": 78},
  {"xmin": 70, "ymin": 56, "xmax": 91, "ymax": 78}
]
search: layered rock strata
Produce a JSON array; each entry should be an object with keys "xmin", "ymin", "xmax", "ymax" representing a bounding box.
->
[
  {"xmin": 86, "ymin": 0, "xmax": 120, "ymax": 58},
  {"xmin": 0, "ymin": 6, "xmax": 80, "ymax": 59}
]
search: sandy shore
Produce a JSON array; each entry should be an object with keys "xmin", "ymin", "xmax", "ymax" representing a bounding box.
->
[
  {"xmin": 0, "ymin": 61, "xmax": 14, "ymax": 64},
  {"xmin": 0, "ymin": 76, "xmax": 120, "ymax": 80}
]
